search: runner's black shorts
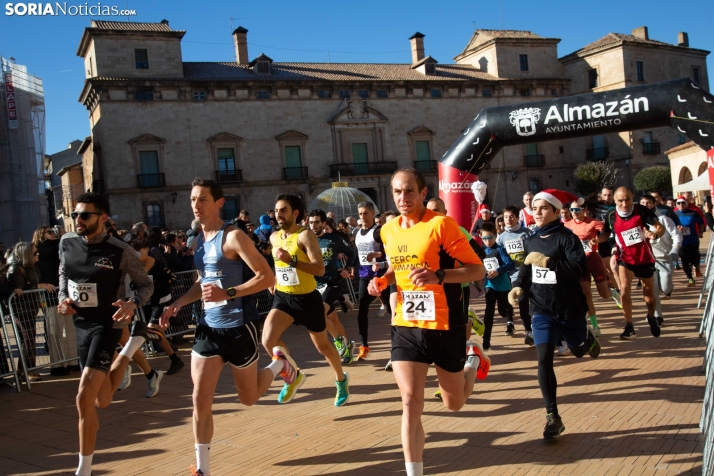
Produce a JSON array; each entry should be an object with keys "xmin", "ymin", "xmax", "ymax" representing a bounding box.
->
[
  {"xmin": 75, "ymin": 323, "xmax": 123, "ymax": 373},
  {"xmin": 192, "ymin": 321, "xmax": 259, "ymax": 368},
  {"xmin": 618, "ymin": 261, "xmax": 655, "ymax": 279},
  {"xmin": 391, "ymin": 325, "xmax": 467, "ymax": 373},
  {"xmin": 598, "ymin": 237, "xmax": 615, "ymax": 258},
  {"xmin": 319, "ymin": 284, "xmax": 343, "ymax": 315},
  {"xmin": 272, "ymin": 289, "xmax": 326, "ymax": 333}
]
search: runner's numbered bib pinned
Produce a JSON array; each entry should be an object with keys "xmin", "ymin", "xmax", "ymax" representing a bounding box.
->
[
  {"xmin": 582, "ymin": 241, "xmax": 592, "ymax": 253},
  {"xmin": 358, "ymin": 250, "xmax": 375, "ymax": 265},
  {"xmin": 276, "ymin": 265, "xmax": 299, "ymax": 286},
  {"xmin": 68, "ymin": 279, "xmax": 98, "ymax": 308},
  {"xmin": 401, "ymin": 291, "xmax": 436, "ymax": 321},
  {"xmin": 505, "ymin": 239, "xmax": 524, "ymax": 254},
  {"xmin": 316, "ymin": 283, "xmax": 328, "ymax": 294},
  {"xmin": 622, "ymin": 227, "xmax": 643, "ymax": 246},
  {"xmin": 202, "ymin": 279, "xmax": 227, "ymax": 310},
  {"xmin": 532, "ymin": 265, "xmax": 557, "ymax": 284},
  {"xmin": 681, "ymin": 227, "xmax": 691, "ymax": 236},
  {"xmin": 483, "ymin": 257, "xmax": 499, "ymax": 272}
]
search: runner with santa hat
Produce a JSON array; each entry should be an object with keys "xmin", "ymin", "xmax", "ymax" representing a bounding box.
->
[{"xmin": 509, "ymin": 188, "xmax": 601, "ymax": 440}]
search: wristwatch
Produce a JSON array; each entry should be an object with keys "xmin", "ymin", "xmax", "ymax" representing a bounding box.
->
[
  {"xmin": 128, "ymin": 296, "xmax": 141, "ymax": 307},
  {"xmin": 227, "ymin": 287, "xmax": 236, "ymax": 302},
  {"xmin": 290, "ymin": 258, "xmax": 298, "ymax": 268},
  {"xmin": 435, "ymin": 269, "xmax": 446, "ymax": 285}
]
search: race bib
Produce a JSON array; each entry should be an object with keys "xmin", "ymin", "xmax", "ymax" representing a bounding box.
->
[
  {"xmin": 528, "ymin": 224, "xmax": 537, "ymax": 231},
  {"xmin": 681, "ymin": 226, "xmax": 691, "ymax": 236},
  {"xmin": 582, "ymin": 241, "xmax": 592, "ymax": 253},
  {"xmin": 316, "ymin": 283, "xmax": 328, "ymax": 295},
  {"xmin": 401, "ymin": 291, "xmax": 436, "ymax": 321},
  {"xmin": 203, "ymin": 279, "xmax": 227, "ymax": 310},
  {"xmin": 621, "ymin": 227, "xmax": 644, "ymax": 246},
  {"xmin": 68, "ymin": 280, "xmax": 98, "ymax": 308},
  {"xmin": 358, "ymin": 250, "xmax": 375, "ymax": 265},
  {"xmin": 276, "ymin": 265, "xmax": 300, "ymax": 286},
  {"xmin": 532, "ymin": 265, "xmax": 557, "ymax": 284},
  {"xmin": 483, "ymin": 257, "xmax": 499, "ymax": 272},
  {"xmin": 505, "ymin": 239, "xmax": 524, "ymax": 254}
]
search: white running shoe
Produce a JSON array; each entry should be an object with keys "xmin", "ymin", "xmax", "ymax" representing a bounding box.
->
[
  {"xmin": 146, "ymin": 370, "xmax": 164, "ymax": 398},
  {"xmin": 556, "ymin": 344, "xmax": 571, "ymax": 357},
  {"xmin": 118, "ymin": 364, "xmax": 132, "ymax": 390},
  {"xmin": 385, "ymin": 360, "xmax": 393, "ymax": 371}
]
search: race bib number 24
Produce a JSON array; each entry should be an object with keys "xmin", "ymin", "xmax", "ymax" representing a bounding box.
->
[{"xmin": 401, "ymin": 291, "xmax": 436, "ymax": 321}]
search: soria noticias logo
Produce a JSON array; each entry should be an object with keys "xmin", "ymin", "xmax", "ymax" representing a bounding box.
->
[{"xmin": 5, "ymin": 3, "xmax": 137, "ymax": 16}]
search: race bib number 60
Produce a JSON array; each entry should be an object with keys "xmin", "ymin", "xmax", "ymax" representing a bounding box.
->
[
  {"xmin": 532, "ymin": 265, "xmax": 557, "ymax": 284},
  {"xmin": 68, "ymin": 279, "xmax": 98, "ymax": 308},
  {"xmin": 401, "ymin": 291, "xmax": 436, "ymax": 321}
]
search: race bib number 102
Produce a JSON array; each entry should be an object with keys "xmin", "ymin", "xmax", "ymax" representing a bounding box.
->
[{"xmin": 401, "ymin": 291, "xmax": 436, "ymax": 321}]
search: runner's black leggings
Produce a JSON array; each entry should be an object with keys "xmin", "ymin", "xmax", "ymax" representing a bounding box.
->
[
  {"xmin": 536, "ymin": 343, "xmax": 558, "ymax": 416},
  {"xmin": 679, "ymin": 243, "xmax": 700, "ymax": 280},
  {"xmin": 358, "ymin": 279, "xmax": 391, "ymax": 347},
  {"xmin": 518, "ymin": 290, "xmax": 532, "ymax": 332},
  {"xmin": 483, "ymin": 288, "xmax": 513, "ymax": 345}
]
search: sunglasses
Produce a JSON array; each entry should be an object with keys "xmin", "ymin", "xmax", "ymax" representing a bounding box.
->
[
  {"xmin": 481, "ymin": 235, "xmax": 495, "ymax": 240},
  {"xmin": 71, "ymin": 211, "xmax": 103, "ymax": 221},
  {"xmin": 569, "ymin": 208, "xmax": 582, "ymax": 213}
]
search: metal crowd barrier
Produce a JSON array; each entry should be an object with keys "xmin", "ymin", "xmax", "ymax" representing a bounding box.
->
[
  {"xmin": 6, "ymin": 289, "xmax": 79, "ymax": 389},
  {"xmin": 699, "ymin": 231, "xmax": 714, "ymax": 476},
  {"xmin": 0, "ymin": 301, "xmax": 22, "ymax": 392}
]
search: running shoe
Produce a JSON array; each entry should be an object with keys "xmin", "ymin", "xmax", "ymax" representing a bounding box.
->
[
  {"xmin": 357, "ymin": 345, "xmax": 370, "ymax": 360},
  {"xmin": 385, "ymin": 360, "xmax": 393, "ymax": 371},
  {"xmin": 434, "ymin": 389, "xmax": 442, "ymax": 399},
  {"xmin": 272, "ymin": 346, "xmax": 299, "ymax": 384},
  {"xmin": 543, "ymin": 413, "xmax": 565, "ymax": 439},
  {"xmin": 696, "ymin": 267, "xmax": 702, "ymax": 278},
  {"xmin": 341, "ymin": 294, "xmax": 355, "ymax": 312},
  {"xmin": 146, "ymin": 370, "xmax": 164, "ymax": 398},
  {"xmin": 189, "ymin": 465, "xmax": 205, "ymax": 475},
  {"xmin": 524, "ymin": 331, "xmax": 534, "ymax": 346},
  {"xmin": 675, "ymin": 262, "xmax": 680, "ymax": 269},
  {"xmin": 646, "ymin": 315, "xmax": 661, "ymax": 338},
  {"xmin": 587, "ymin": 329, "xmax": 601, "ymax": 359},
  {"xmin": 119, "ymin": 364, "xmax": 132, "ymax": 390},
  {"xmin": 334, "ymin": 336, "xmax": 347, "ymax": 357},
  {"xmin": 556, "ymin": 344, "xmax": 571, "ymax": 357},
  {"xmin": 166, "ymin": 358, "xmax": 185, "ymax": 375},
  {"xmin": 657, "ymin": 316, "xmax": 664, "ymax": 327},
  {"xmin": 688, "ymin": 279, "xmax": 696, "ymax": 287},
  {"xmin": 619, "ymin": 326, "xmax": 636, "ymax": 340},
  {"xmin": 377, "ymin": 305, "xmax": 387, "ymax": 317},
  {"xmin": 482, "ymin": 340, "xmax": 490, "ymax": 351},
  {"xmin": 466, "ymin": 340, "xmax": 490, "ymax": 380},
  {"xmin": 635, "ymin": 280, "xmax": 642, "ymax": 290},
  {"xmin": 130, "ymin": 320, "xmax": 164, "ymax": 342},
  {"xmin": 334, "ymin": 372, "xmax": 349, "ymax": 407},
  {"xmin": 278, "ymin": 370, "xmax": 306, "ymax": 404},
  {"xmin": 663, "ymin": 293, "xmax": 672, "ymax": 300},
  {"xmin": 469, "ymin": 309, "xmax": 485, "ymax": 336},
  {"xmin": 611, "ymin": 288, "xmax": 622, "ymax": 309},
  {"xmin": 505, "ymin": 322, "xmax": 515, "ymax": 336},
  {"xmin": 592, "ymin": 325, "xmax": 602, "ymax": 338},
  {"xmin": 342, "ymin": 341, "xmax": 355, "ymax": 365}
]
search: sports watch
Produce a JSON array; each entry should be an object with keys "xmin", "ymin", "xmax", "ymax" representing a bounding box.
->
[
  {"xmin": 435, "ymin": 269, "xmax": 446, "ymax": 285},
  {"xmin": 128, "ymin": 296, "xmax": 141, "ymax": 307},
  {"xmin": 227, "ymin": 287, "xmax": 236, "ymax": 302}
]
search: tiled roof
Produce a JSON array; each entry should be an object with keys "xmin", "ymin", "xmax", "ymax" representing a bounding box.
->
[
  {"xmin": 180, "ymin": 62, "xmax": 502, "ymax": 82},
  {"xmin": 562, "ymin": 32, "xmax": 706, "ymax": 59},
  {"xmin": 664, "ymin": 141, "xmax": 700, "ymax": 156},
  {"xmin": 90, "ymin": 20, "xmax": 175, "ymax": 32},
  {"xmin": 475, "ymin": 29, "xmax": 545, "ymax": 39},
  {"xmin": 455, "ymin": 29, "xmax": 560, "ymax": 61}
]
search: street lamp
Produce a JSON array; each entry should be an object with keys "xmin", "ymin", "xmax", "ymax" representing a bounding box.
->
[{"xmin": 171, "ymin": 191, "xmax": 178, "ymax": 204}]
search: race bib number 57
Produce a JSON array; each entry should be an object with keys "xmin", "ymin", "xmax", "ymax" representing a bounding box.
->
[
  {"xmin": 532, "ymin": 265, "xmax": 557, "ymax": 285},
  {"xmin": 401, "ymin": 291, "xmax": 436, "ymax": 321},
  {"xmin": 68, "ymin": 279, "xmax": 98, "ymax": 308}
]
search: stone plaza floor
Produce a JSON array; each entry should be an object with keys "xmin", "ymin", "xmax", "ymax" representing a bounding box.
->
[{"xmin": 0, "ymin": 266, "xmax": 707, "ymax": 475}]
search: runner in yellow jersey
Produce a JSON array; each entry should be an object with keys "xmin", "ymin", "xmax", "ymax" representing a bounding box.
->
[
  {"xmin": 368, "ymin": 169, "xmax": 488, "ymax": 476},
  {"xmin": 263, "ymin": 193, "xmax": 349, "ymax": 406}
]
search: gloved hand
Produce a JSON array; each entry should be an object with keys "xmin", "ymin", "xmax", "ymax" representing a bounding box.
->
[
  {"xmin": 669, "ymin": 252, "xmax": 679, "ymax": 264},
  {"xmin": 524, "ymin": 251, "xmax": 549, "ymax": 268},
  {"xmin": 508, "ymin": 287, "xmax": 523, "ymax": 307}
]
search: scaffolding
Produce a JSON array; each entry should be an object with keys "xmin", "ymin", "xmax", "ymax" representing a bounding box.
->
[{"xmin": 0, "ymin": 56, "xmax": 46, "ymax": 244}]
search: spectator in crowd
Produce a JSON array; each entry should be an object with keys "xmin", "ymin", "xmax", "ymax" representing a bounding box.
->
[
  {"xmin": 255, "ymin": 214, "xmax": 274, "ymax": 243},
  {"xmin": 327, "ymin": 211, "xmax": 336, "ymax": 221},
  {"xmin": 0, "ymin": 262, "xmax": 21, "ymax": 377},
  {"xmin": 103, "ymin": 221, "xmax": 120, "ymax": 239},
  {"xmin": 7, "ymin": 242, "xmax": 57, "ymax": 381},
  {"xmin": 560, "ymin": 207, "xmax": 572, "ymax": 223},
  {"xmin": 256, "ymin": 241, "xmax": 274, "ymax": 270},
  {"xmin": 186, "ymin": 219, "xmax": 202, "ymax": 248},
  {"xmin": 164, "ymin": 234, "xmax": 194, "ymax": 272},
  {"xmin": 472, "ymin": 208, "xmax": 496, "ymax": 237},
  {"xmin": 495, "ymin": 214, "xmax": 506, "ymax": 235},
  {"xmin": 33, "ymin": 226, "xmax": 79, "ymax": 376},
  {"xmin": 124, "ymin": 222, "xmax": 147, "ymax": 243}
]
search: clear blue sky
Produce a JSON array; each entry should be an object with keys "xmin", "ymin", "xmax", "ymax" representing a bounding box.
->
[{"xmin": 1, "ymin": 0, "xmax": 712, "ymax": 155}]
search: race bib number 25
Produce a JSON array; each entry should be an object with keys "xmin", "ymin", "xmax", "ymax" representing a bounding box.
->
[{"xmin": 401, "ymin": 291, "xmax": 436, "ymax": 321}]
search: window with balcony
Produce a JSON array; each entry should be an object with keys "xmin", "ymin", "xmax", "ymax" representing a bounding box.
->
[
  {"xmin": 352, "ymin": 143, "xmax": 369, "ymax": 175},
  {"xmin": 414, "ymin": 141, "xmax": 434, "ymax": 171},
  {"xmin": 587, "ymin": 135, "xmax": 608, "ymax": 161},
  {"xmin": 135, "ymin": 49, "xmax": 149, "ymax": 69},
  {"xmin": 642, "ymin": 131, "xmax": 660, "ymax": 154},
  {"xmin": 138, "ymin": 150, "xmax": 164, "ymax": 187},
  {"xmin": 284, "ymin": 145, "xmax": 306, "ymax": 180},
  {"xmin": 524, "ymin": 143, "xmax": 544, "ymax": 167}
]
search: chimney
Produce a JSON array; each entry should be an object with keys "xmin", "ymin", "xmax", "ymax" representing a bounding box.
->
[
  {"xmin": 233, "ymin": 26, "xmax": 249, "ymax": 64},
  {"xmin": 410, "ymin": 32, "xmax": 425, "ymax": 64},
  {"xmin": 678, "ymin": 32, "xmax": 689, "ymax": 47},
  {"xmin": 632, "ymin": 26, "xmax": 649, "ymax": 40}
]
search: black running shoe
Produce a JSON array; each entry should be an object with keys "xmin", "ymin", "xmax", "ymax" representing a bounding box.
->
[
  {"xmin": 657, "ymin": 316, "xmax": 664, "ymax": 327},
  {"xmin": 543, "ymin": 413, "xmax": 565, "ymax": 439},
  {"xmin": 646, "ymin": 315, "xmax": 661, "ymax": 337},
  {"xmin": 130, "ymin": 321, "xmax": 164, "ymax": 342},
  {"xmin": 587, "ymin": 329, "xmax": 601, "ymax": 359},
  {"xmin": 619, "ymin": 326, "xmax": 636, "ymax": 340},
  {"xmin": 483, "ymin": 340, "xmax": 491, "ymax": 351},
  {"xmin": 166, "ymin": 358, "xmax": 185, "ymax": 375},
  {"xmin": 524, "ymin": 331, "xmax": 534, "ymax": 346},
  {"xmin": 505, "ymin": 322, "xmax": 515, "ymax": 336}
]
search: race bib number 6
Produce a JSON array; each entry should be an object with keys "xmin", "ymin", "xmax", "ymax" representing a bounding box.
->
[
  {"xmin": 401, "ymin": 291, "xmax": 436, "ymax": 321},
  {"xmin": 68, "ymin": 280, "xmax": 98, "ymax": 308},
  {"xmin": 276, "ymin": 266, "xmax": 300, "ymax": 286},
  {"xmin": 532, "ymin": 265, "xmax": 557, "ymax": 284},
  {"xmin": 621, "ymin": 227, "xmax": 643, "ymax": 246}
]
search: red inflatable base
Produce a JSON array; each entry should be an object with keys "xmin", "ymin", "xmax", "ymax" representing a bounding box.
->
[{"xmin": 438, "ymin": 162, "xmax": 481, "ymax": 230}]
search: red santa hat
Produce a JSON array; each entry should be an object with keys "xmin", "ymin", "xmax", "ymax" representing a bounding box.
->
[{"xmin": 533, "ymin": 189, "xmax": 582, "ymax": 210}]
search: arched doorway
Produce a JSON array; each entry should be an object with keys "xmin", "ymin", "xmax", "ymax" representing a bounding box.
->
[
  {"xmin": 698, "ymin": 162, "xmax": 707, "ymax": 176},
  {"xmin": 679, "ymin": 167, "xmax": 693, "ymax": 184}
]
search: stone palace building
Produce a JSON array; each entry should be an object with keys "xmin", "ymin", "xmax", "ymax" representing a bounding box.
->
[{"xmin": 74, "ymin": 20, "xmax": 709, "ymax": 229}]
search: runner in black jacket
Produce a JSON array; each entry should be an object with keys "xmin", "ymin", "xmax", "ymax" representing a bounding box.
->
[{"xmin": 509, "ymin": 189, "xmax": 601, "ymax": 441}]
